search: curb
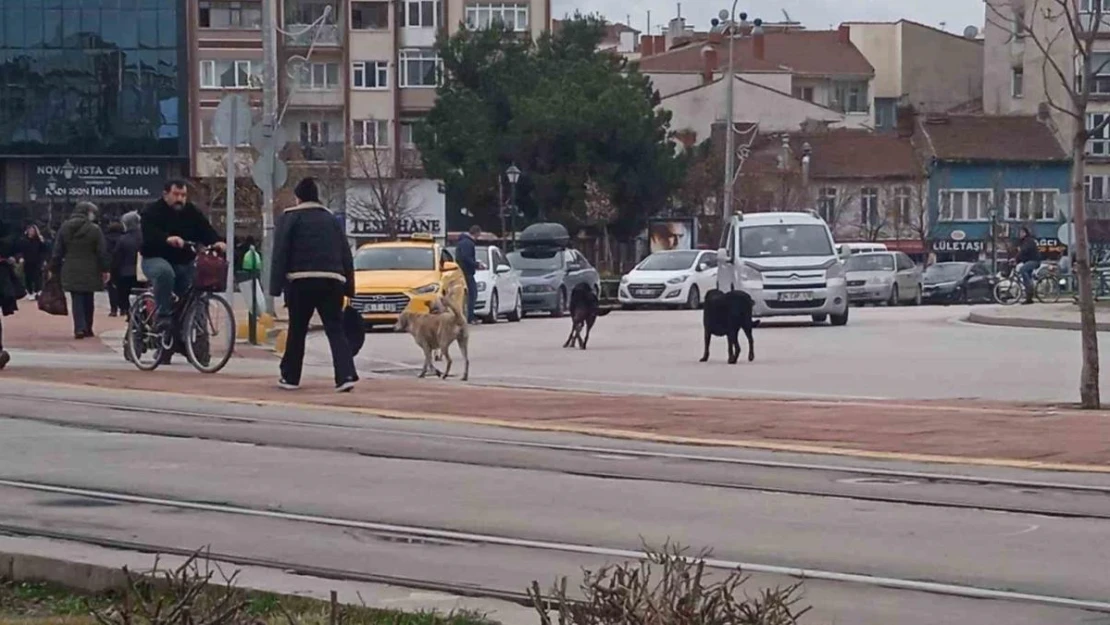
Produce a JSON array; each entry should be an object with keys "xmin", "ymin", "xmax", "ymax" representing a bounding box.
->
[
  {"xmin": 1, "ymin": 550, "xmax": 131, "ymax": 593},
  {"xmin": 966, "ymin": 311, "xmax": 1110, "ymax": 332}
]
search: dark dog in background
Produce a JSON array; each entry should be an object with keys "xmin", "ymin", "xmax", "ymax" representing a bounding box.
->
[
  {"xmin": 563, "ymin": 282, "xmax": 610, "ymax": 350},
  {"xmin": 700, "ymin": 288, "xmax": 755, "ymax": 364}
]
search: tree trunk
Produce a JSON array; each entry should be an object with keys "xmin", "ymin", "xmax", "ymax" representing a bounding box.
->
[{"xmin": 1072, "ymin": 132, "xmax": 1101, "ymax": 409}]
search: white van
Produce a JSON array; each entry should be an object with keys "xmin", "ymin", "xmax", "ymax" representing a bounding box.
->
[
  {"xmin": 717, "ymin": 211, "xmax": 850, "ymax": 325},
  {"xmin": 836, "ymin": 242, "xmax": 888, "ymax": 256}
]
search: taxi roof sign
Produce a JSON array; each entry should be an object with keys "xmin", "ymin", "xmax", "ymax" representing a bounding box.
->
[{"xmin": 409, "ymin": 232, "xmax": 435, "ymax": 241}]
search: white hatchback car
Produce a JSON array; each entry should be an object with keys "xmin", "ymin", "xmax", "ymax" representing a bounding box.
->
[
  {"xmin": 448, "ymin": 244, "xmax": 523, "ymax": 323},
  {"xmin": 619, "ymin": 249, "xmax": 719, "ymax": 309}
]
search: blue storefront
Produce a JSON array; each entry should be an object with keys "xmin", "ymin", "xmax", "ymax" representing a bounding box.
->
[{"xmin": 918, "ymin": 115, "xmax": 1072, "ymax": 263}]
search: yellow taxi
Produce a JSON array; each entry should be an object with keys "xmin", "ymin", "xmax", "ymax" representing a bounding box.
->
[{"xmin": 349, "ymin": 234, "xmax": 469, "ymax": 327}]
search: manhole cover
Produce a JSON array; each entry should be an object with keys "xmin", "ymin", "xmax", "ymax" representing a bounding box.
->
[{"xmin": 838, "ymin": 477, "xmax": 918, "ymax": 486}]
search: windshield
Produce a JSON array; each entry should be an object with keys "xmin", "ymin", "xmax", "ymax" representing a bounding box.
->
[
  {"xmin": 354, "ymin": 246, "xmax": 435, "ymax": 271},
  {"xmin": 507, "ymin": 249, "xmax": 563, "ymax": 271},
  {"xmin": 740, "ymin": 225, "xmax": 834, "ymax": 258},
  {"xmin": 844, "ymin": 254, "xmax": 895, "ymax": 272},
  {"xmin": 924, "ymin": 263, "xmax": 969, "ymax": 283},
  {"xmin": 637, "ymin": 251, "xmax": 699, "ymax": 271}
]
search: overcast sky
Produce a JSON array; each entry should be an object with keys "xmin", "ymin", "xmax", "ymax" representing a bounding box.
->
[{"xmin": 553, "ymin": 0, "xmax": 985, "ymax": 36}]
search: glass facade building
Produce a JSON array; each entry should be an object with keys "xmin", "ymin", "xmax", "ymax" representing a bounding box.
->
[{"xmin": 0, "ymin": 0, "xmax": 188, "ymax": 158}]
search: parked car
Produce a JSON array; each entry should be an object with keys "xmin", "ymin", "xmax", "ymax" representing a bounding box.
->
[
  {"xmin": 922, "ymin": 261, "xmax": 993, "ymax": 305},
  {"xmin": 350, "ymin": 234, "xmax": 467, "ymax": 329},
  {"xmin": 836, "ymin": 242, "xmax": 888, "ymax": 257},
  {"xmin": 508, "ymin": 223, "xmax": 600, "ymax": 317},
  {"xmin": 619, "ymin": 249, "xmax": 718, "ymax": 309},
  {"xmin": 844, "ymin": 251, "xmax": 923, "ymax": 306},
  {"xmin": 446, "ymin": 244, "xmax": 523, "ymax": 323}
]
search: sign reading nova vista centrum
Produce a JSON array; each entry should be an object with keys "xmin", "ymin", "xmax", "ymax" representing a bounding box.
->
[{"xmin": 30, "ymin": 159, "xmax": 167, "ymax": 200}]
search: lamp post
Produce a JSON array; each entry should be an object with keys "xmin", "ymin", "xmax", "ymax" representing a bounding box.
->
[
  {"xmin": 988, "ymin": 208, "xmax": 998, "ymax": 274},
  {"xmin": 506, "ymin": 164, "xmax": 521, "ymax": 250},
  {"xmin": 61, "ymin": 159, "xmax": 75, "ymax": 211},
  {"xmin": 47, "ymin": 176, "xmax": 58, "ymax": 227},
  {"xmin": 719, "ymin": 7, "xmax": 761, "ymax": 229}
]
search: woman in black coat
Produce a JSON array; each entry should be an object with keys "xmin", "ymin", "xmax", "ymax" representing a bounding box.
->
[
  {"xmin": 0, "ymin": 218, "xmax": 20, "ymax": 369},
  {"xmin": 16, "ymin": 224, "xmax": 47, "ymax": 299}
]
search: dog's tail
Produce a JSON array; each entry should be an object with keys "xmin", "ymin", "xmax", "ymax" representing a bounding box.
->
[
  {"xmin": 596, "ymin": 307, "xmax": 613, "ymax": 316},
  {"xmin": 441, "ymin": 283, "xmax": 468, "ymax": 329}
]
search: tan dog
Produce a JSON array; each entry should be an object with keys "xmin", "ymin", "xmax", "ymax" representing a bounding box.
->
[{"xmin": 394, "ymin": 285, "xmax": 470, "ymax": 381}]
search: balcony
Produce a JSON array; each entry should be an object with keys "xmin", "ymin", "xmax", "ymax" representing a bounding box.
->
[
  {"xmin": 285, "ymin": 142, "xmax": 345, "ymax": 163},
  {"xmin": 284, "ymin": 1, "xmax": 342, "ymax": 46},
  {"xmin": 285, "ymin": 23, "xmax": 341, "ymax": 46}
]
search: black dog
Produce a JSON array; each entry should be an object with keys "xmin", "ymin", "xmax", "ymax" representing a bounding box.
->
[
  {"xmin": 700, "ymin": 288, "xmax": 755, "ymax": 364},
  {"xmin": 563, "ymin": 282, "xmax": 611, "ymax": 350}
]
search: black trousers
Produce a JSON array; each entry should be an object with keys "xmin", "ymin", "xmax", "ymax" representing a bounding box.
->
[
  {"xmin": 70, "ymin": 292, "xmax": 95, "ymax": 335},
  {"xmin": 24, "ymin": 263, "xmax": 42, "ymax": 295},
  {"xmin": 115, "ymin": 275, "xmax": 138, "ymax": 317},
  {"xmin": 280, "ymin": 278, "xmax": 357, "ymax": 386}
]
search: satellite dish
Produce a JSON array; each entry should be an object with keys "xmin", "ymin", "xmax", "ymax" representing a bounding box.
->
[
  {"xmin": 718, "ymin": 9, "xmax": 729, "ymax": 20},
  {"xmin": 963, "ymin": 25, "xmax": 979, "ymax": 39}
]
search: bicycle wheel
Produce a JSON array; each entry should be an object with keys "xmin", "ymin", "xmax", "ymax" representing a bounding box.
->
[
  {"xmin": 127, "ymin": 293, "xmax": 165, "ymax": 371},
  {"xmin": 993, "ymin": 279, "xmax": 1023, "ymax": 306},
  {"xmin": 184, "ymin": 292, "xmax": 235, "ymax": 374},
  {"xmin": 1035, "ymin": 277, "xmax": 1061, "ymax": 303}
]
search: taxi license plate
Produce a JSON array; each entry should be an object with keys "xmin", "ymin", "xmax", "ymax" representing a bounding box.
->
[
  {"xmin": 362, "ymin": 303, "xmax": 394, "ymax": 313},
  {"xmin": 778, "ymin": 291, "xmax": 813, "ymax": 302}
]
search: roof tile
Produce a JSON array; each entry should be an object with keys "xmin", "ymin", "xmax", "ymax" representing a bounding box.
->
[
  {"xmin": 639, "ymin": 30, "xmax": 874, "ymax": 76},
  {"xmin": 917, "ymin": 115, "xmax": 1068, "ymax": 162}
]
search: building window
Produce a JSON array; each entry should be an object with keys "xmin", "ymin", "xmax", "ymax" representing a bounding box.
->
[
  {"xmin": 465, "ymin": 3, "xmax": 530, "ymax": 31},
  {"xmin": 834, "ymin": 81, "xmax": 869, "ymax": 113},
  {"xmin": 1011, "ymin": 66, "xmax": 1024, "ymax": 98},
  {"xmin": 299, "ymin": 121, "xmax": 331, "ymax": 146},
  {"xmin": 400, "ymin": 121, "xmax": 417, "ymax": 147},
  {"xmin": 893, "ymin": 186, "xmax": 913, "ymax": 225},
  {"xmin": 404, "ymin": 0, "xmax": 439, "ymax": 27},
  {"xmin": 293, "ymin": 62, "xmax": 341, "ymax": 90},
  {"xmin": 1013, "ymin": 5, "xmax": 1026, "ymax": 40},
  {"xmin": 289, "ymin": 0, "xmax": 336, "ymax": 25},
  {"xmin": 938, "ymin": 189, "xmax": 992, "ymax": 222},
  {"xmin": 792, "ymin": 86, "xmax": 814, "ymax": 102},
  {"xmin": 351, "ymin": 1, "xmax": 390, "ymax": 29},
  {"xmin": 199, "ymin": 1, "xmax": 262, "ymax": 29},
  {"xmin": 200, "ymin": 60, "xmax": 257, "ymax": 88},
  {"xmin": 352, "ymin": 61, "xmax": 389, "ymax": 89},
  {"xmin": 200, "ymin": 116, "xmax": 251, "ymax": 147},
  {"xmin": 817, "ymin": 187, "xmax": 838, "ymax": 222},
  {"xmin": 1005, "ymin": 189, "xmax": 1059, "ymax": 221},
  {"xmin": 860, "ymin": 187, "xmax": 880, "ymax": 228},
  {"xmin": 353, "ymin": 119, "xmax": 390, "ymax": 147},
  {"xmin": 400, "ymin": 49, "xmax": 440, "ymax": 87},
  {"xmin": 1081, "ymin": 53, "xmax": 1110, "ymax": 95},
  {"xmin": 1088, "ymin": 113, "xmax": 1110, "ymax": 155},
  {"xmin": 1086, "ymin": 174, "xmax": 1110, "ymax": 200}
]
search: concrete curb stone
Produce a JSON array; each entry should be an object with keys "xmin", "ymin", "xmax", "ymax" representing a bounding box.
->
[{"xmin": 966, "ymin": 311, "xmax": 1110, "ymax": 332}]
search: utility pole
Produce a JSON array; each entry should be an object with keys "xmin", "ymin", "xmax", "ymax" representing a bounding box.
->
[{"xmin": 259, "ymin": 0, "xmax": 279, "ymax": 314}]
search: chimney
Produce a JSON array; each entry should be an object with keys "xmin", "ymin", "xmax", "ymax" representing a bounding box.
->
[
  {"xmin": 654, "ymin": 34, "xmax": 666, "ymax": 52},
  {"xmin": 641, "ymin": 35, "xmax": 655, "ymax": 56},
  {"xmin": 838, "ymin": 24, "xmax": 850, "ymax": 44},
  {"xmin": 753, "ymin": 30, "xmax": 765, "ymax": 59},
  {"xmin": 708, "ymin": 30, "xmax": 723, "ymax": 44},
  {"xmin": 895, "ymin": 104, "xmax": 916, "ymax": 137},
  {"xmin": 700, "ymin": 44, "xmax": 718, "ymax": 83}
]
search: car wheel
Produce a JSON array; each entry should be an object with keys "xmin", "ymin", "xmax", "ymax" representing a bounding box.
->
[
  {"xmin": 811, "ymin": 314, "xmax": 828, "ymax": 324},
  {"xmin": 552, "ymin": 287, "xmax": 567, "ymax": 317},
  {"xmin": 913, "ymin": 285, "xmax": 923, "ymax": 306},
  {"xmin": 686, "ymin": 285, "xmax": 701, "ymax": 310},
  {"xmin": 484, "ymin": 290, "xmax": 499, "ymax": 324},
  {"xmin": 887, "ymin": 285, "xmax": 900, "ymax": 306},
  {"xmin": 507, "ymin": 292, "xmax": 523, "ymax": 322},
  {"xmin": 830, "ymin": 307, "xmax": 850, "ymax": 326}
]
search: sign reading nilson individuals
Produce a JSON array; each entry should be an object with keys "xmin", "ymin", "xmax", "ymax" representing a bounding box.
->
[
  {"xmin": 30, "ymin": 159, "xmax": 167, "ymax": 200},
  {"xmin": 344, "ymin": 179, "xmax": 447, "ymax": 239}
]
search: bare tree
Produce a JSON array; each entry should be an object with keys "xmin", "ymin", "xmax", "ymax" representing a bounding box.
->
[
  {"xmin": 985, "ymin": 0, "xmax": 1103, "ymax": 407},
  {"xmin": 813, "ymin": 184, "xmax": 858, "ymax": 239},
  {"xmin": 347, "ymin": 140, "xmax": 424, "ymax": 240},
  {"xmin": 191, "ymin": 152, "xmax": 264, "ymax": 236},
  {"xmin": 583, "ymin": 176, "xmax": 617, "ymax": 272}
]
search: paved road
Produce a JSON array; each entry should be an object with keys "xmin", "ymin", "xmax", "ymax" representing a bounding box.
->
[
  {"xmin": 305, "ymin": 305, "xmax": 1106, "ymax": 402},
  {"xmin": 0, "ymin": 383, "xmax": 1106, "ymax": 625}
]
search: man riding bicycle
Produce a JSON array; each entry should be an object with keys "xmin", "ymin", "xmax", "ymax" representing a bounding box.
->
[
  {"xmin": 1015, "ymin": 226, "xmax": 1041, "ymax": 305},
  {"xmin": 140, "ymin": 180, "xmax": 226, "ymax": 335}
]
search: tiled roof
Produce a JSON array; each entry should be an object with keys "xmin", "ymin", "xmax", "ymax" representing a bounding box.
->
[
  {"xmin": 709, "ymin": 127, "xmax": 921, "ymax": 180},
  {"xmin": 638, "ymin": 30, "xmax": 874, "ymax": 77},
  {"xmin": 916, "ymin": 115, "xmax": 1068, "ymax": 162}
]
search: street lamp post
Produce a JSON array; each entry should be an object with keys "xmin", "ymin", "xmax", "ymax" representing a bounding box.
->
[
  {"xmin": 506, "ymin": 164, "xmax": 521, "ymax": 250},
  {"xmin": 988, "ymin": 208, "xmax": 998, "ymax": 275},
  {"xmin": 61, "ymin": 159, "xmax": 75, "ymax": 211},
  {"xmin": 720, "ymin": 8, "xmax": 761, "ymax": 230}
]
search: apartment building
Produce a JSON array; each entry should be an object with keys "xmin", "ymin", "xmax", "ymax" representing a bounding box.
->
[{"xmin": 188, "ymin": 0, "xmax": 551, "ymax": 239}]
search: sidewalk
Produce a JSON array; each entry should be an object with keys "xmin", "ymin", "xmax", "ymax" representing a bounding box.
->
[
  {"xmin": 967, "ymin": 302, "xmax": 1110, "ymax": 332},
  {"xmin": 8, "ymin": 366, "xmax": 1110, "ymax": 469}
]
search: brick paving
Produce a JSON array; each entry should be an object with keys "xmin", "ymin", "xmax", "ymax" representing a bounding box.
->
[{"xmin": 9, "ymin": 366, "xmax": 1110, "ymax": 467}]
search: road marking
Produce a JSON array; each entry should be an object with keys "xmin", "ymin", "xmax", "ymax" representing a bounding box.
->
[
  {"xmin": 3, "ymin": 378, "xmax": 1110, "ymax": 474},
  {"xmin": 2, "ymin": 478, "xmax": 1109, "ymax": 614}
]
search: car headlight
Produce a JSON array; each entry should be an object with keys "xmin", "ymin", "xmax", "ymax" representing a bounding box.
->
[
  {"xmin": 871, "ymin": 275, "xmax": 892, "ymax": 285},
  {"xmin": 620, "ymin": 275, "xmax": 630, "ymax": 283},
  {"xmin": 739, "ymin": 263, "xmax": 761, "ymax": 282},
  {"xmin": 825, "ymin": 263, "xmax": 845, "ymax": 280},
  {"xmin": 667, "ymin": 275, "xmax": 688, "ymax": 284},
  {"xmin": 412, "ymin": 283, "xmax": 439, "ymax": 295},
  {"xmin": 476, "ymin": 281, "xmax": 487, "ymax": 292}
]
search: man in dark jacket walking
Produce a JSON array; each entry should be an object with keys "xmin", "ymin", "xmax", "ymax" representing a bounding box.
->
[
  {"xmin": 51, "ymin": 202, "xmax": 110, "ymax": 339},
  {"xmin": 141, "ymin": 179, "xmax": 224, "ymax": 330},
  {"xmin": 1016, "ymin": 226, "xmax": 1041, "ymax": 305},
  {"xmin": 270, "ymin": 177, "xmax": 358, "ymax": 392},
  {"xmin": 455, "ymin": 225, "xmax": 480, "ymax": 323}
]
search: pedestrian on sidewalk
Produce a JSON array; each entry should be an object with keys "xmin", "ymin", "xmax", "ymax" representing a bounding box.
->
[
  {"xmin": 269, "ymin": 177, "xmax": 358, "ymax": 393},
  {"xmin": 104, "ymin": 220, "xmax": 125, "ymax": 316},
  {"xmin": 15, "ymin": 224, "xmax": 46, "ymax": 300},
  {"xmin": 50, "ymin": 202, "xmax": 110, "ymax": 339},
  {"xmin": 456, "ymin": 225, "xmax": 480, "ymax": 323},
  {"xmin": 0, "ymin": 218, "xmax": 20, "ymax": 370},
  {"xmin": 113, "ymin": 211, "xmax": 142, "ymax": 318}
]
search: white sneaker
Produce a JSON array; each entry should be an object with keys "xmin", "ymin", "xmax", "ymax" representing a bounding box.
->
[
  {"xmin": 278, "ymin": 379, "xmax": 299, "ymax": 391},
  {"xmin": 335, "ymin": 379, "xmax": 356, "ymax": 393}
]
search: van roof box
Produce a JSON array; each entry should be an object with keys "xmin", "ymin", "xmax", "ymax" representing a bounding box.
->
[{"xmin": 518, "ymin": 222, "xmax": 570, "ymax": 248}]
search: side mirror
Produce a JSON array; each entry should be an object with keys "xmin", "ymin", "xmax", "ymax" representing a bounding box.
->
[
  {"xmin": 495, "ymin": 264, "xmax": 511, "ymax": 274},
  {"xmin": 442, "ymin": 261, "xmax": 459, "ymax": 271},
  {"xmin": 716, "ymin": 248, "xmax": 731, "ymax": 264},
  {"xmin": 696, "ymin": 263, "xmax": 707, "ymax": 272}
]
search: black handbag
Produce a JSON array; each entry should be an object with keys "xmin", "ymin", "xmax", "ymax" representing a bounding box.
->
[{"xmin": 343, "ymin": 305, "xmax": 366, "ymax": 356}]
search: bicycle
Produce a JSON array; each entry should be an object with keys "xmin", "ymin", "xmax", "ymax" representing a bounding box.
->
[
  {"xmin": 126, "ymin": 243, "xmax": 236, "ymax": 374},
  {"xmin": 993, "ymin": 260, "xmax": 1061, "ymax": 305}
]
